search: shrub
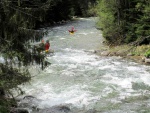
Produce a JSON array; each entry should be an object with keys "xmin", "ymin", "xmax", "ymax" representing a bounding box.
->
[{"xmin": 144, "ymin": 49, "xmax": 150, "ymax": 58}]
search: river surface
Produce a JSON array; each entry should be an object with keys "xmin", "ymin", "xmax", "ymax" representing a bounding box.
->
[{"xmin": 18, "ymin": 17, "xmax": 150, "ymax": 113}]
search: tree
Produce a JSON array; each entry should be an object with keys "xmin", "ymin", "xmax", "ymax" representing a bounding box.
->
[
  {"xmin": 135, "ymin": 0, "xmax": 150, "ymax": 38},
  {"xmin": 96, "ymin": 0, "xmax": 123, "ymax": 44},
  {"xmin": 0, "ymin": 0, "xmax": 47, "ymax": 111}
]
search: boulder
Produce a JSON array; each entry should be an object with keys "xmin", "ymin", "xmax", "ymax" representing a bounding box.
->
[
  {"xmin": 127, "ymin": 53, "xmax": 133, "ymax": 56},
  {"xmin": 101, "ymin": 51, "xmax": 110, "ymax": 56},
  {"xmin": 109, "ymin": 52, "xmax": 116, "ymax": 56},
  {"xmin": 141, "ymin": 57, "xmax": 146, "ymax": 62},
  {"xmin": 145, "ymin": 58, "xmax": 150, "ymax": 63}
]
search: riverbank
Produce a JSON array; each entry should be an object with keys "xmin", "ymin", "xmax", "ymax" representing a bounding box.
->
[{"xmin": 95, "ymin": 44, "xmax": 150, "ymax": 65}]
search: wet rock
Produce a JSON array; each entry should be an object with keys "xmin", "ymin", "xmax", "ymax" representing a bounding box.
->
[
  {"xmin": 38, "ymin": 105, "xmax": 71, "ymax": 113},
  {"xmin": 93, "ymin": 50, "xmax": 102, "ymax": 55},
  {"xmin": 127, "ymin": 53, "xmax": 133, "ymax": 56},
  {"xmin": 10, "ymin": 108, "xmax": 29, "ymax": 113},
  {"xmin": 95, "ymin": 50, "xmax": 102, "ymax": 53},
  {"xmin": 18, "ymin": 95, "xmax": 41, "ymax": 110},
  {"xmin": 23, "ymin": 95, "xmax": 36, "ymax": 99},
  {"xmin": 109, "ymin": 52, "xmax": 116, "ymax": 56},
  {"xmin": 144, "ymin": 58, "xmax": 150, "ymax": 63},
  {"xmin": 140, "ymin": 56, "xmax": 150, "ymax": 63},
  {"xmin": 116, "ymin": 50, "xmax": 126, "ymax": 56},
  {"xmin": 85, "ymin": 50, "xmax": 96, "ymax": 53},
  {"xmin": 141, "ymin": 57, "xmax": 146, "ymax": 62},
  {"xmin": 101, "ymin": 51, "xmax": 110, "ymax": 56}
]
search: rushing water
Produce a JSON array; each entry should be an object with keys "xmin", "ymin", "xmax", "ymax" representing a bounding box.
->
[{"xmin": 18, "ymin": 18, "xmax": 150, "ymax": 113}]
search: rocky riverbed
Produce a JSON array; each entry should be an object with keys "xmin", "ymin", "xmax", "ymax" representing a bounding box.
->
[{"xmin": 94, "ymin": 44, "xmax": 150, "ymax": 65}]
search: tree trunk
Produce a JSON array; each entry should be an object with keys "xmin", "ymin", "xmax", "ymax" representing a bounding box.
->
[
  {"xmin": 18, "ymin": 0, "xmax": 21, "ymax": 7},
  {"xmin": 1, "ymin": 2, "xmax": 5, "ymax": 41},
  {"xmin": 0, "ymin": 87, "xmax": 5, "ymax": 97}
]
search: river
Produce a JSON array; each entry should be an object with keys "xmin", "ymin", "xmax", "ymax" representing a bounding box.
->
[{"xmin": 18, "ymin": 17, "xmax": 150, "ymax": 113}]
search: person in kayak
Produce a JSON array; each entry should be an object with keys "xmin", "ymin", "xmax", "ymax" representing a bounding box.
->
[
  {"xmin": 45, "ymin": 40, "xmax": 50, "ymax": 52},
  {"xmin": 68, "ymin": 26, "xmax": 77, "ymax": 34}
]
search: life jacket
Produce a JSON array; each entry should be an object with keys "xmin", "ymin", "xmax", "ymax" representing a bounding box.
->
[{"xmin": 45, "ymin": 42, "xmax": 50, "ymax": 50}]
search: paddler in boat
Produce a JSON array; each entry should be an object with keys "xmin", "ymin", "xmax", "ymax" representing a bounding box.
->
[
  {"xmin": 68, "ymin": 26, "xmax": 77, "ymax": 34},
  {"xmin": 45, "ymin": 40, "xmax": 50, "ymax": 53}
]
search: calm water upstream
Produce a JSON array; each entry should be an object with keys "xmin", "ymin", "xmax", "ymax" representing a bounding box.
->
[{"xmin": 18, "ymin": 18, "xmax": 150, "ymax": 113}]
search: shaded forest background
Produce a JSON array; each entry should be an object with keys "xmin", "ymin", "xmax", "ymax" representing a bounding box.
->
[{"xmin": 0, "ymin": 0, "xmax": 150, "ymax": 112}]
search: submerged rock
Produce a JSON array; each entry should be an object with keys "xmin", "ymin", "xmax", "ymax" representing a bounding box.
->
[
  {"xmin": 38, "ymin": 105, "xmax": 71, "ymax": 113},
  {"xmin": 17, "ymin": 95, "xmax": 41, "ymax": 111}
]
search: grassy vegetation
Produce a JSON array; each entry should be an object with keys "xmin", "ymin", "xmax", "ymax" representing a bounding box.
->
[{"xmin": 108, "ymin": 45, "xmax": 150, "ymax": 57}]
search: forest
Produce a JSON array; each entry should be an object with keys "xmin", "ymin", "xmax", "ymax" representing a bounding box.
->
[
  {"xmin": 96, "ymin": 0, "xmax": 150, "ymax": 45},
  {"xmin": 0, "ymin": 0, "xmax": 150, "ymax": 112}
]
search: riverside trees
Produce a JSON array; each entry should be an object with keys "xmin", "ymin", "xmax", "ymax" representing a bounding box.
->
[
  {"xmin": 96, "ymin": 0, "xmax": 150, "ymax": 45},
  {"xmin": 0, "ymin": 0, "xmax": 47, "ymax": 112}
]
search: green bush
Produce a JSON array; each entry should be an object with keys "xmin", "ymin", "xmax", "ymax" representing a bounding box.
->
[{"xmin": 144, "ymin": 49, "xmax": 150, "ymax": 58}]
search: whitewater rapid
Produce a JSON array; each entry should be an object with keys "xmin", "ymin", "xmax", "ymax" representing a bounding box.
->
[{"xmin": 18, "ymin": 17, "xmax": 150, "ymax": 113}]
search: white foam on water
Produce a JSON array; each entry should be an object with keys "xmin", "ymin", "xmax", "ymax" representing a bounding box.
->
[
  {"xmin": 47, "ymin": 48, "xmax": 98, "ymax": 64},
  {"xmin": 126, "ymin": 66, "xmax": 143, "ymax": 71},
  {"xmin": 112, "ymin": 61, "xmax": 122, "ymax": 65},
  {"xmin": 89, "ymin": 32, "xmax": 95, "ymax": 34},
  {"xmin": 29, "ymin": 84, "xmax": 99, "ymax": 108},
  {"xmin": 61, "ymin": 70, "xmax": 75, "ymax": 76},
  {"xmin": 24, "ymin": 47, "xmax": 150, "ymax": 109},
  {"xmin": 101, "ymin": 74, "xmax": 132, "ymax": 88},
  {"xmin": 117, "ymin": 78, "xmax": 132, "ymax": 89},
  {"xmin": 18, "ymin": 18, "xmax": 150, "ymax": 112},
  {"xmin": 78, "ymin": 33, "xmax": 88, "ymax": 35},
  {"xmin": 138, "ymin": 72, "xmax": 150, "ymax": 85},
  {"xmin": 60, "ymin": 38, "xmax": 66, "ymax": 40},
  {"xmin": 44, "ymin": 68, "xmax": 55, "ymax": 74},
  {"xmin": 99, "ymin": 65, "xmax": 116, "ymax": 70},
  {"xmin": 0, "ymin": 56, "xmax": 5, "ymax": 63}
]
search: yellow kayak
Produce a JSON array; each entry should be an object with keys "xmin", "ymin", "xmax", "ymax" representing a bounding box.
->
[{"xmin": 69, "ymin": 32, "xmax": 74, "ymax": 35}]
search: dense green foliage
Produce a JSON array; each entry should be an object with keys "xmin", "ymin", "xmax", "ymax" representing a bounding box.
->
[
  {"xmin": 96, "ymin": 0, "xmax": 150, "ymax": 45},
  {"xmin": 144, "ymin": 49, "xmax": 150, "ymax": 58},
  {"xmin": 0, "ymin": 1, "xmax": 44, "ymax": 111}
]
